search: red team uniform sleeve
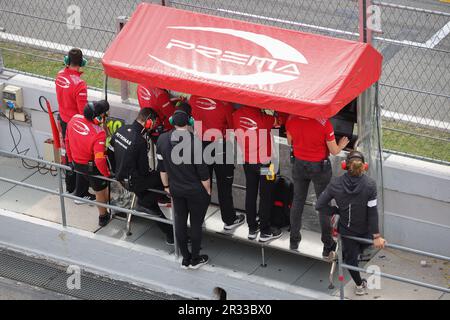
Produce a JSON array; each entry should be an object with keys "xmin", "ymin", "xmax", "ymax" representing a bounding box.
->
[
  {"xmin": 65, "ymin": 132, "xmax": 73, "ymax": 163},
  {"xmin": 93, "ymin": 132, "xmax": 110, "ymax": 177},
  {"xmin": 75, "ymin": 82, "xmax": 88, "ymax": 115},
  {"xmin": 325, "ymin": 119, "xmax": 336, "ymax": 142}
]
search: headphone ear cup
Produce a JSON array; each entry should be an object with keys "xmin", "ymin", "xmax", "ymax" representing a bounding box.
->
[
  {"xmin": 341, "ymin": 160, "xmax": 347, "ymax": 170},
  {"xmin": 169, "ymin": 116, "xmax": 174, "ymax": 126},
  {"xmin": 188, "ymin": 116, "xmax": 195, "ymax": 127},
  {"xmin": 64, "ymin": 55, "xmax": 70, "ymax": 66},
  {"xmin": 364, "ymin": 163, "xmax": 369, "ymax": 171},
  {"xmin": 81, "ymin": 58, "xmax": 87, "ymax": 67},
  {"xmin": 145, "ymin": 118, "xmax": 153, "ymax": 130}
]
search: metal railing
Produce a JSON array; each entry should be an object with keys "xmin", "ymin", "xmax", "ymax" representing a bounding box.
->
[
  {"xmin": 0, "ymin": 149, "xmax": 179, "ymax": 257},
  {"xmin": 336, "ymin": 234, "xmax": 450, "ymax": 300}
]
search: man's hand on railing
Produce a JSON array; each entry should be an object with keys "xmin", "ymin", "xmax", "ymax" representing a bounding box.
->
[{"xmin": 374, "ymin": 236, "xmax": 387, "ymax": 249}]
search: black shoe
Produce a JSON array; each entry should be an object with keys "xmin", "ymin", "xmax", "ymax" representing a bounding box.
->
[
  {"xmin": 74, "ymin": 193, "xmax": 96, "ymax": 205},
  {"xmin": 181, "ymin": 258, "xmax": 191, "ymax": 270},
  {"xmin": 189, "ymin": 255, "xmax": 209, "ymax": 269},
  {"xmin": 136, "ymin": 203, "xmax": 163, "ymax": 216},
  {"xmin": 259, "ymin": 228, "xmax": 283, "ymax": 243},
  {"xmin": 322, "ymin": 241, "xmax": 337, "ymax": 258},
  {"xmin": 248, "ymin": 226, "xmax": 260, "ymax": 240},
  {"xmin": 98, "ymin": 212, "xmax": 111, "ymax": 227},
  {"xmin": 224, "ymin": 214, "xmax": 245, "ymax": 231},
  {"xmin": 289, "ymin": 240, "xmax": 299, "ymax": 250}
]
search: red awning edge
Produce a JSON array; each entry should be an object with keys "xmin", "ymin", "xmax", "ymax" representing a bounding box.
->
[{"xmin": 102, "ymin": 3, "xmax": 382, "ymax": 118}]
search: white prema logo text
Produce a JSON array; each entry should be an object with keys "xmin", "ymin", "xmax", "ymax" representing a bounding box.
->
[
  {"xmin": 149, "ymin": 26, "xmax": 308, "ymax": 86},
  {"xmin": 239, "ymin": 117, "xmax": 258, "ymax": 130},
  {"xmin": 56, "ymin": 76, "xmax": 71, "ymax": 89},
  {"xmin": 138, "ymin": 87, "xmax": 152, "ymax": 101},
  {"xmin": 72, "ymin": 120, "xmax": 90, "ymax": 136},
  {"xmin": 195, "ymin": 97, "xmax": 217, "ymax": 111}
]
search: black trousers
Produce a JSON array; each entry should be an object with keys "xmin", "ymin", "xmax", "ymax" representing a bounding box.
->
[
  {"xmin": 243, "ymin": 163, "xmax": 275, "ymax": 235},
  {"xmin": 130, "ymin": 173, "xmax": 172, "ymax": 237},
  {"xmin": 203, "ymin": 141, "xmax": 237, "ymax": 225},
  {"xmin": 341, "ymin": 233, "xmax": 371, "ymax": 286},
  {"xmin": 60, "ymin": 118, "xmax": 89, "ymax": 196},
  {"xmin": 290, "ymin": 158, "xmax": 333, "ymax": 248},
  {"xmin": 172, "ymin": 191, "xmax": 210, "ymax": 260}
]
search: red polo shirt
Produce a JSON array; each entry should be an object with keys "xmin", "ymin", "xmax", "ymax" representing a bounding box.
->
[
  {"xmin": 189, "ymin": 95, "xmax": 234, "ymax": 141},
  {"xmin": 286, "ymin": 116, "xmax": 336, "ymax": 162},
  {"xmin": 137, "ymin": 85, "xmax": 175, "ymax": 131},
  {"xmin": 55, "ymin": 68, "xmax": 88, "ymax": 123},
  {"xmin": 65, "ymin": 115, "xmax": 110, "ymax": 177},
  {"xmin": 232, "ymin": 106, "xmax": 275, "ymax": 164}
]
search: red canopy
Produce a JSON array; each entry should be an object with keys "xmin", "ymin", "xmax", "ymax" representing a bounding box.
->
[{"xmin": 102, "ymin": 3, "xmax": 382, "ymax": 118}]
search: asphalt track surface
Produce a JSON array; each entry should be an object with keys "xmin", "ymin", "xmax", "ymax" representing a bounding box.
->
[{"xmin": 0, "ymin": 0, "xmax": 449, "ymax": 123}]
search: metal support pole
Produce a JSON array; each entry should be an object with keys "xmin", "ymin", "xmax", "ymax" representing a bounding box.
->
[
  {"xmin": 342, "ymin": 263, "xmax": 450, "ymax": 294},
  {"xmin": 337, "ymin": 235, "xmax": 345, "ymax": 300},
  {"xmin": 171, "ymin": 201, "xmax": 179, "ymax": 259},
  {"xmin": 57, "ymin": 167, "xmax": 67, "ymax": 227},
  {"xmin": 359, "ymin": 0, "xmax": 373, "ymax": 45},
  {"xmin": 116, "ymin": 16, "xmax": 129, "ymax": 102},
  {"xmin": 261, "ymin": 245, "xmax": 267, "ymax": 267}
]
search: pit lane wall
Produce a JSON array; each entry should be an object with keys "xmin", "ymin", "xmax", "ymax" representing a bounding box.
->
[{"xmin": 1, "ymin": 73, "xmax": 449, "ymax": 257}]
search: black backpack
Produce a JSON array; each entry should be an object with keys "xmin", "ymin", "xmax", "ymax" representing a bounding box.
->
[{"xmin": 270, "ymin": 175, "xmax": 294, "ymax": 229}]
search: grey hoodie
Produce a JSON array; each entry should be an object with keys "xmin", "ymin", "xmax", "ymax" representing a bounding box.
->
[{"xmin": 316, "ymin": 173, "xmax": 379, "ymax": 236}]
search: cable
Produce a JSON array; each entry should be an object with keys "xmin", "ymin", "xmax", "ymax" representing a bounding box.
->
[{"xmin": 0, "ymin": 109, "xmax": 57, "ymax": 176}]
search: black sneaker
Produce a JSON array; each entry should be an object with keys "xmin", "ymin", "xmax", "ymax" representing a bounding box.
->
[
  {"xmin": 259, "ymin": 228, "xmax": 283, "ymax": 243},
  {"xmin": 322, "ymin": 241, "xmax": 337, "ymax": 259},
  {"xmin": 74, "ymin": 193, "xmax": 96, "ymax": 205},
  {"xmin": 181, "ymin": 258, "xmax": 191, "ymax": 270},
  {"xmin": 224, "ymin": 214, "xmax": 245, "ymax": 231},
  {"xmin": 189, "ymin": 255, "xmax": 209, "ymax": 270},
  {"xmin": 98, "ymin": 212, "xmax": 111, "ymax": 227},
  {"xmin": 289, "ymin": 240, "xmax": 299, "ymax": 250},
  {"xmin": 248, "ymin": 226, "xmax": 260, "ymax": 240}
]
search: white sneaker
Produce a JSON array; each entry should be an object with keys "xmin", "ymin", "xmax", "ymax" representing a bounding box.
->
[
  {"xmin": 224, "ymin": 214, "xmax": 245, "ymax": 231},
  {"xmin": 74, "ymin": 194, "xmax": 96, "ymax": 205},
  {"xmin": 355, "ymin": 279, "xmax": 367, "ymax": 296}
]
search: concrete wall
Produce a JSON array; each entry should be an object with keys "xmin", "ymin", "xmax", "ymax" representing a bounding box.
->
[{"xmin": 0, "ymin": 73, "xmax": 449, "ymax": 257}]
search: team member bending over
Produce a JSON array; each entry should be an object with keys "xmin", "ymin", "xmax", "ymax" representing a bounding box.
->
[
  {"xmin": 65, "ymin": 100, "xmax": 111, "ymax": 226},
  {"xmin": 108, "ymin": 108, "xmax": 174, "ymax": 245}
]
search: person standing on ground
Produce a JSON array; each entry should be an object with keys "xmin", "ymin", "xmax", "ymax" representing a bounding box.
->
[
  {"xmin": 55, "ymin": 48, "xmax": 93, "ymax": 203},
  {"xmin": 286, "ymin": 115, "xmax": 349, "ymax": 257},
  {"xmin": 156, "ymin": 103, "xmax": 211, "ymax": 269},
  {"xmin": 189, "ymin": 95, "xmax": 245, "ymax": 232},
  {"xmin": 315, "ymin": 150, "xmax": 386, "ymax": 295}
]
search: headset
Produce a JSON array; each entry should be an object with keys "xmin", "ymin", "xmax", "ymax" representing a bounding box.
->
[
  {"xmin": 143, "ymin": 113, "xmax": 154, "ymax": 130},
  {"xmin": 64, "ymin": 55, "xmax": 88, "ymax": 68},
  {"xmin": 169, "ymin": 109, "xmax": 194, "ymax": 127},
  {"xmin": 341, "ymin": 150, "xmax": 369, "ymax": 171},
  {"xmin": 88, "ymin": 102, "xmax": 104, "ymax": 125}
]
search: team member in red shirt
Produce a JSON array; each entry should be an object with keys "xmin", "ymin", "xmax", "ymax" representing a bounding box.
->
[
  {"xmin": 233, "ymin": 105, "xmax": 281, "ymax": 242},
  {"xmin": 189, "ymin": 96, "xmax": 245, "ymax": 231},
  {"xmin": 137, "ymin": 85, "xmax": 176, "ymax": 137},
  {"xmin": 286, "ymin": 116, "xmax": 349, "ymax": 257},
  {"xmin": 66, "ymin": 100, "xmax": 112, "ymax": 227},
  {"xmin": 55, "ymin": 48, "xmax": 92, "ymax": 203}
]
